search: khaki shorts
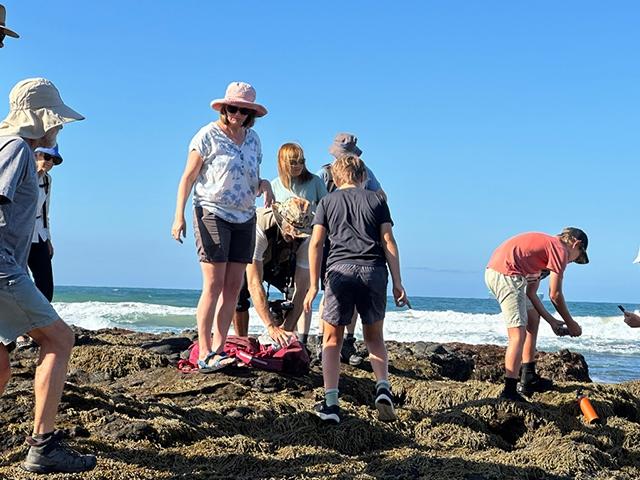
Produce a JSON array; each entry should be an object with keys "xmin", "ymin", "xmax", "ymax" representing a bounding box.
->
[
  {"xmin": 0, "ymin": 273, "xmax": 60, "ymax": 345},
  {"xmin": 485, "ymin": 268, "xmax": 527, "ymax": 328}
]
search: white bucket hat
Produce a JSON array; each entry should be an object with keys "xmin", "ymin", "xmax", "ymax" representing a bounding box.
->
[{"xmin": 0, "ymin": 78, "xmax": 84, "ymax": 139}]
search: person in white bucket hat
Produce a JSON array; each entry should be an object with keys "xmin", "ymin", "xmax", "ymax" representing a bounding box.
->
[
  {"xmin": 0, "ymin": 78, "xmax": 96, "ymax": 473},
  {"xmin": 623, "ymin": 249, "xmax": 640, "ymax": 328}
]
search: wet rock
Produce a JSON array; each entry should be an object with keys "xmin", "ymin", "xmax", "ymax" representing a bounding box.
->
[
  {"xmin": 252, "ymin": 372, "xmax": 286, "ymax": 393},
  {"xmin": 141, "ymin": 337, "xmax": 192, "ymax": 355},
  {"xmin": 1, "ymin": 327, "xmax": 612, "ymax": 480}
]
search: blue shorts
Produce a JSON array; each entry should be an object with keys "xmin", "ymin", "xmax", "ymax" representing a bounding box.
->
[
  {"xmin": 322, "ymin": 263, "xmax": 388, "ymax": 326},
  {"xmin": 0, "ymin": 273, "xmax": 60, "ymax": 345}
]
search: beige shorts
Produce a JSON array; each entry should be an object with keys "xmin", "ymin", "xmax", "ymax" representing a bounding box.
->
[{"xmin": 485, "ymin": 268, "xmax": 527, "ymax": 328}]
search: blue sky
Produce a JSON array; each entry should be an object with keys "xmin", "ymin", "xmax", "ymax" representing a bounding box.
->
[{"xmin": 1, "ymin": 1, "xmax": 639, "ymax": 302}]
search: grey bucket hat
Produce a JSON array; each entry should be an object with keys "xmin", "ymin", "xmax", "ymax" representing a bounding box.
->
[{"xmin": 328, "ymin": 132, "xmax": 362, "ymax": 158}]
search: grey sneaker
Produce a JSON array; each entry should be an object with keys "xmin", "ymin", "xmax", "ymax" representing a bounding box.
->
[{"xmin": 22, "ymin": 430, "xmax": 97, "ymax": 474}]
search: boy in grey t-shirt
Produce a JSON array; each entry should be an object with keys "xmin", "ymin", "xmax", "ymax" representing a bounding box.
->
[{"xmin": 0, "ymin": 78, "xmax": 96, "ymax": 473}]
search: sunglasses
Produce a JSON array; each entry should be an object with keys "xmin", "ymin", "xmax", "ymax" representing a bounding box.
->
[
  {"xmin": 225, "ymin": 105, "xmax": 252, "ymax": 116},
  {"xmin": 289, "ymin": 158, "xmax": 305, "ymax": 167}
]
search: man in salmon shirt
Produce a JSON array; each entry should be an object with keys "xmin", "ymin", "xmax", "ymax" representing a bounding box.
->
[{"xmin": 485, "ymin": 227, "xmax": 589, "ymax": 402}]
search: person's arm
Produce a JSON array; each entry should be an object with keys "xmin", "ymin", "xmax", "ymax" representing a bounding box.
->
[
  {"xmin": 548, "ymin": 272, "xmax": 582, "ymax": 336},
  {"xmin": 171, "ymin": 150, "xmax": 203, "ymax": 243},
  {"xmin": 246, "ymin": 261, "xmax": 291, "ymax": 346},
  {"xmin": 624, "ymin": 311, "xmax": 640, "ymax": 328},
  {"xmin": 380, "ymin": 223, "xmax": 408, "ymax": 307},
  {"xmin": 44, "ymin": 174, "xmax": 54, "ymax": 258},
  {"xmin": 303, "ymin": 225, "xmax": 326, "ymax": 313},
  {"xmin": 526, "ymin": 279, "xmax": 565, "ymax": 334},
  {"xmin": 257, "ymin": 177, "xmax": 274, "ymax": 207}
]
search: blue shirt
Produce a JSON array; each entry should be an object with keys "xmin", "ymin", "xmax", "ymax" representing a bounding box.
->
[
  {"xmin": 189, "ymin": 123, "xmax": 262, "ymax": 223},
  {"xmin": 271, "ymin": 174, "xmax": 328, "ymax": 210}
]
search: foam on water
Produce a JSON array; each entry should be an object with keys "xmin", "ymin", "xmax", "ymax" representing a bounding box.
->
[{"xmin": 54, "ymin": 300, "xmax": 640, "ymax": 355}]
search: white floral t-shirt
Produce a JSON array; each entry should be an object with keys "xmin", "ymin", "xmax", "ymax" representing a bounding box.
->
[{"xmin": 189, "ymin": 123, "xmax": 262, "ymax": 223}]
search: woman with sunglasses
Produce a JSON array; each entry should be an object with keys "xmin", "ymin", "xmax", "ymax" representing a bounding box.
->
[
  {"xmin": 15, "ymin": 145, "xmax": 63, "ymax": 350},
  {"xmin": 270, "ymin": 143, "xmax": 328, "ymax": 345},
  {"xmin": 172, "ymin": 82, "xmax": 274, "ymax": 372}
]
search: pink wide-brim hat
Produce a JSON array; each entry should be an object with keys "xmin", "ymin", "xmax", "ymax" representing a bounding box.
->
[{"xmin": 210, "ymin": 81, "xmax": 268, "ymax": 117}]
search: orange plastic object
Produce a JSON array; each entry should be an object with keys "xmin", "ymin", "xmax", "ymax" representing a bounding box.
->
[{"xmin": 578, "ymin": 395, "xmax": 600, "ymax": 424}]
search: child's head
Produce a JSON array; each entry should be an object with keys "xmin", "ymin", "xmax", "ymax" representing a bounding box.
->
[
  {"xmin": 331, "ymin": 154, "xmax": 368, "ymax": 188},
  {"xmin": 558, "ymin": 227, "xmax": 589, "ymax": 264}
]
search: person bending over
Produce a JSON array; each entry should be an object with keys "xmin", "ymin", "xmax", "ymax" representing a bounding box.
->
[
  {"xmin": 485, "ymin": 228, "xmax": 589, "ymax": 402},
  {"xmin": 233, "ymin": 198, "xmax": 313, "ymax": 346}
]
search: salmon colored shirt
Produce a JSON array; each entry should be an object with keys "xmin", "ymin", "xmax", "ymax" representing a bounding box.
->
[{"xmin": 487, "ymin": 232, "xmax": 568, "ymax": 277}]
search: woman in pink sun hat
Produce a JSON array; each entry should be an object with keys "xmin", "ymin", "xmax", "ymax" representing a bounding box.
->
[{"xmin": 172, "ymin": 81, "xmax": 274, "ymax": 372}]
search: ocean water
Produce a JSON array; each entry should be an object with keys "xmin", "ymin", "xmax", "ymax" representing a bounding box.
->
[{"xmin": 52, "ymin": 286, "xmax": 640, "ymax": 384}]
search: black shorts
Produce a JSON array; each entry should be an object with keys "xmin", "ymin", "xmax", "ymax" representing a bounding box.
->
[
  {"xmin": 193, "ymin": 207, "xmax": 256, "ymax": 263},
  {"xmin": 323, "ymin": 263, "xmax": 388, "ymax": 326}
]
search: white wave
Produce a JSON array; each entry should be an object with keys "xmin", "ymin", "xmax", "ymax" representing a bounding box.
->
[
  {"xmin": 53, "ymin": 301, "xmax": 640, "ymax": 356},
  {"xmin": 379, "ymin": 310, "xmax": 640, "ymax": 355}
]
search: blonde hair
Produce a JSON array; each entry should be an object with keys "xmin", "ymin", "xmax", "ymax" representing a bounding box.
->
[
  {"xmin": 331, "ymin": 154, "xmax": 367, "ymax": 187},
  {"xmin": 277, "ymin": 142, "xmax": 312, "ymax": 190}
]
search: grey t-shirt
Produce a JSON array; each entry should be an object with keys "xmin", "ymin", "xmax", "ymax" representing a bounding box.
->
[{"xmin": 0, "ymin": 136, "xmax": 38, "ymax": 279}]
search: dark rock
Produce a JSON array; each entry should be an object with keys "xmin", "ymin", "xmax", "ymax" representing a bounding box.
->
[
  {"xmin": 252, "ymin": 372, "xmax": 286, "ymax": 393},
  {"xmin": 226, "ymin": 406, "xmax": 254, "ymax": 419},
  {"xmin": 141, "ymin": 337, "xmax": 192, "ymax": 355},
  {"xmin": 99, "ymin": 416, "xmax": 157, "ymax": 442}
]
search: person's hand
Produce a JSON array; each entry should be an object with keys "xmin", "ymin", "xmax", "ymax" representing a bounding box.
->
[
  {"xmin": 304, "ymin": 286, "xmax": 318, "ymax": 314},
  {"xmin": 393, "ymin": 283, "xmax": 409, "ymax": 307},
  {"xmin": 260, "ymin": 181, "xmax": 275, "ymax": 208},
  {"xmin": 565, "ymin": 321, "xmax": 582, "ymax": 337},
  {"xmin": 624, "ymin": 311, "xmax": 640, "ymax": 328},
  {"xmin": 267, "ymin": 324, "xmax": 294, "ymax": 347},
  {"xmin": 171, "ymin": 218, "xmax": 186, "ymax": 244},
  {"xmin": 47, "ymin": 240, "xmax": 54, "ymax": 259},
  {"xmin": 547, "ymin": 318, "xmax": 566, "ymax": 336}
]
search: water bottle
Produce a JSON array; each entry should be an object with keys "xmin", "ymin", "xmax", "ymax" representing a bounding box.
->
[{"xmin": 577, "ymin": 388, "xmax": 600, "ymax": 425}]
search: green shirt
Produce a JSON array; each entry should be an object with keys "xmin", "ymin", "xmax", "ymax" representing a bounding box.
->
[{"xmin": 271, "ymin": 174, "xmax": 328, "ymax": 210}]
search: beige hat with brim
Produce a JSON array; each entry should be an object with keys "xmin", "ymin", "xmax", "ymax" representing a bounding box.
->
[{"xmin": 0, "ymin": 78, "xmax": 84, "ymax": 139}]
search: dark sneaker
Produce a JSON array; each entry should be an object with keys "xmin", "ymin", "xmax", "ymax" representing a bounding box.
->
[
  {"xmin": 499, "ymin": 389, "xmax": 528, "ymax": 403},
  {"xmin": 22, "ymin": 430, "xmax": 97, "ymax": 474},
  {"xmin": 518, "ymin": 374, "xmax": 554, "ymax": 397},
  {"xmin": 341, "ymin": 337, "xmax": 363, "ymax": 366},
  {"xmin": 374, "ymin": 387, "xmax": 398, "ymax": 422},
  {"xmin": 313, "ymin": 401, "xmax": 341, "ymax": 424}
]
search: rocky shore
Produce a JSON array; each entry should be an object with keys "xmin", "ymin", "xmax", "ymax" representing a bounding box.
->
[{"xmin": 1, "ymin": 327, "xmax": 639, "ymax": 479}]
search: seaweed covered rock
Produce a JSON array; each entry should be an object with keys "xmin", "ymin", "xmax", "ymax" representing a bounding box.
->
[{"xmin": 1, "ymin": 327, "xmax": 633, "ymax": 480}]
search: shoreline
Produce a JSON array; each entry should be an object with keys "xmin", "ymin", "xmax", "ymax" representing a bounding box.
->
[{"xmin": 2, "ymin": 327, "xmax": 639, "ymax": 479}]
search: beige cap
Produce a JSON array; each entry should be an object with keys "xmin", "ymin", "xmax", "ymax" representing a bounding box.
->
[{"xmin": 0, "ymin": 78, "xmax": 84, "ymax": 139}]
